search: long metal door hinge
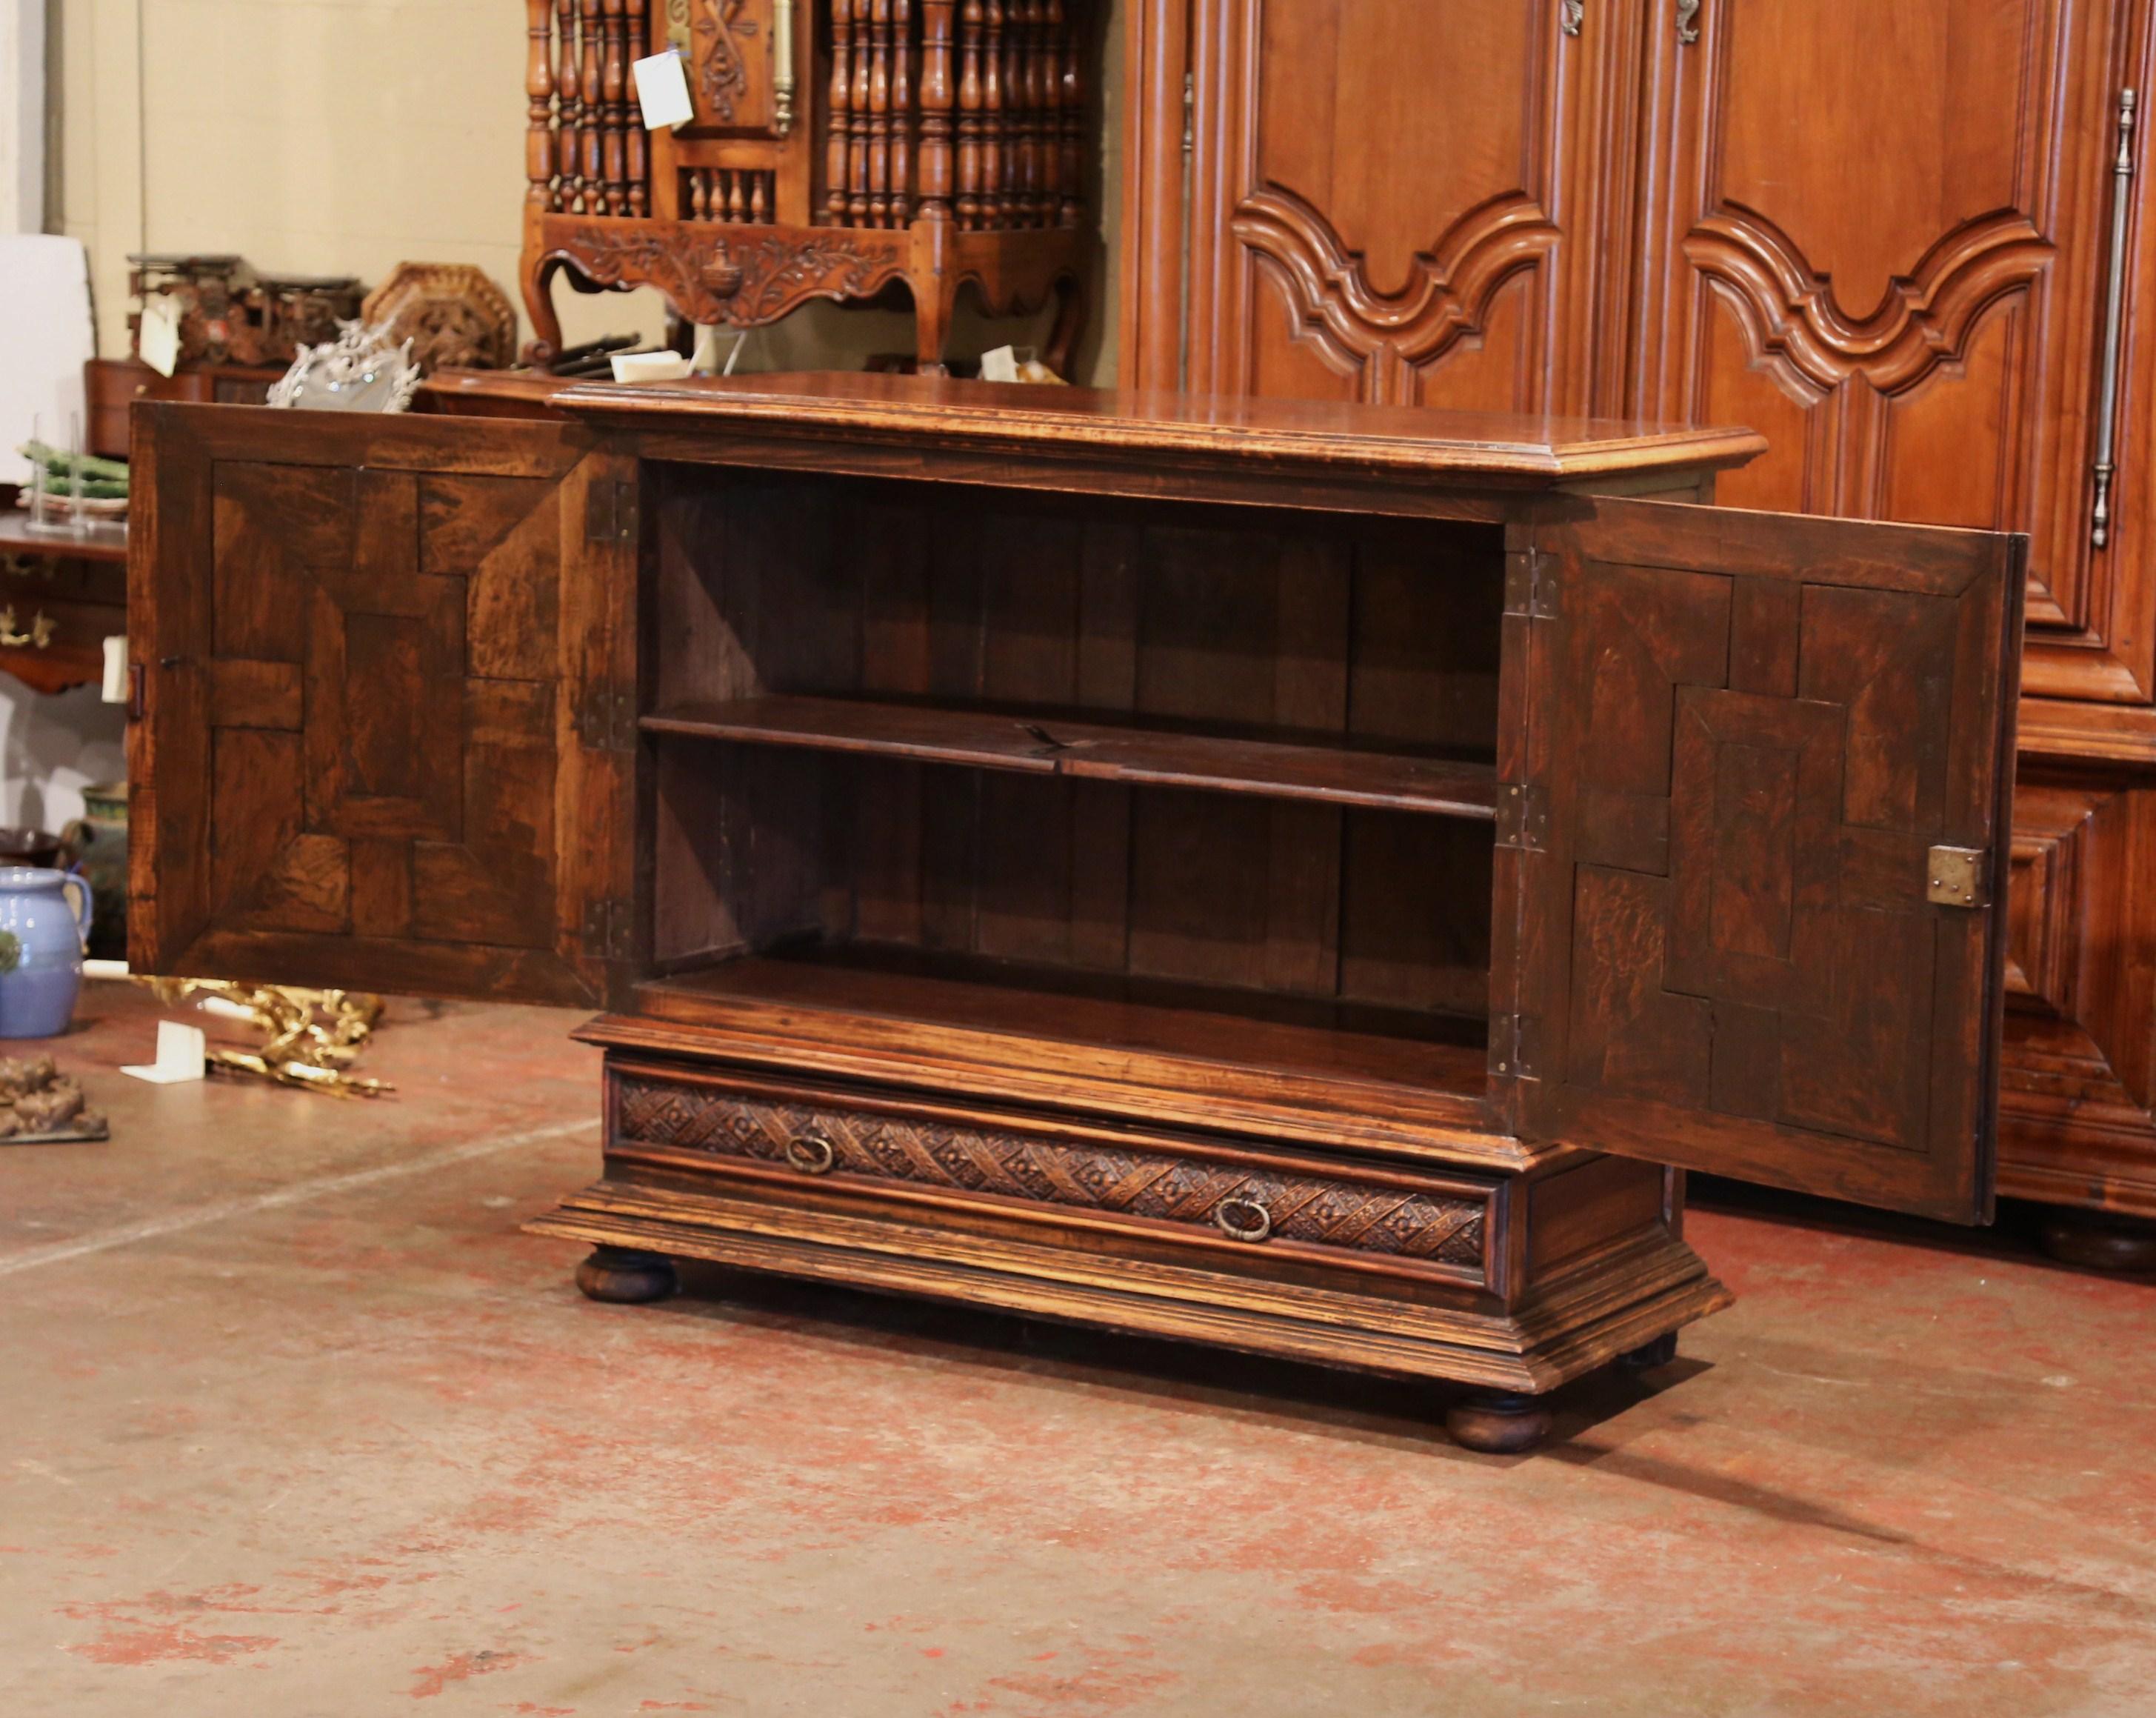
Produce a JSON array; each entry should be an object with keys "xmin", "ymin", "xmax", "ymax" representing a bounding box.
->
[
  {"xmin": 576, "ymin": 685, "xmax": 638, "ymax": 751},
  {"xmin": 1177, "ymin": 70, "xmax": 1195, "ymax": 392},
  {"xmin": 2092, "ymin": 88, "xmax": 2139, "ymax": 549},
  {"xmin": 582, "ymin": 897, "xmax": 635, "ymax": 961},
  {"xmin": 1495, "ymin": 783, "xmax": 1550, "ymax": 851},
  {"xmin": 1489, "ymin": 1014, "xmax": 1544, "ymax": 1082},
  {"xmin": 1503, "ymin": 548, "xmax": 1561, "ymax": 620},
  {"xmin": 584, "ymin": 476, "xmax": 638, "ymax": 546}
]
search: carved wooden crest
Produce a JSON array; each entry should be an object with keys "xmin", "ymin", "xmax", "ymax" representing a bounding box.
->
[{"xmin": 360, "ymin": 263, "xmax": 519, "ymax": 372}]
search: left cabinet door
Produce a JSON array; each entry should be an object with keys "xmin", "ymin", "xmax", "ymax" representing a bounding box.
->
[{"xmin": 126, "ymin": 404, "xmax": 638, "ymax": 1007}]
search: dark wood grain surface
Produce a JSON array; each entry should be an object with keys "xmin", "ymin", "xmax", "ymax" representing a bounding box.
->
[{"xmin": 557, "ymin": 371, "xmax": 1768, "ymax": 482}]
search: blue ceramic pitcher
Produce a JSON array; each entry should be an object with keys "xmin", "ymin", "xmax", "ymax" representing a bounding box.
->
[{"xmin": 0, "ymin": 866, "xmax": 93, "ymax": 1039}]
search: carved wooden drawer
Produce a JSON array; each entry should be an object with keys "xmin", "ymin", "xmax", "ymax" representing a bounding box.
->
[{"xmin": 602, "ymin": 1058, "xmax": 1495, "ymax": 1287}]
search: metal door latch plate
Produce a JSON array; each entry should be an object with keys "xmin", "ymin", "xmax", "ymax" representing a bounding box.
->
[{"xmin": 1926, "ymin": 846, "xmax": 1988, "ymax": 908}]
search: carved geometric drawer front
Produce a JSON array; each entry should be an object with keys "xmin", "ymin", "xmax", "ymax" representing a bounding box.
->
[{"xmin": 609, "ymin": 1071, "xmax": 1488, "ymax": 1279}]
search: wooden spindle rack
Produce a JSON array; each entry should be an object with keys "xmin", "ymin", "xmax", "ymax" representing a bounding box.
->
[{"xmin": 521, "ymin": 0, "xmax": 1093, "ymax": 373}]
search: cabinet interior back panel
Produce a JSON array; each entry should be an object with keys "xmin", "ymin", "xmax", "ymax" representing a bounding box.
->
[
  {"xmin": 644, "ymin": 468, "xmax": 1503, "ymax": 1031},
  {"xmin": 649, "ymin": 467, "xmax": 1506, "ymax": 758}
]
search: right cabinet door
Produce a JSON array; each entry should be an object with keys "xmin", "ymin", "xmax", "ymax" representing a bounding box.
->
[
  {"xmin": 1512, "ymin": 498, "xmax": 2026, "ymax": 1223},
  {"xmin": 1632, "ymin": 0, "xmax": 2151, "ymax": 705}
]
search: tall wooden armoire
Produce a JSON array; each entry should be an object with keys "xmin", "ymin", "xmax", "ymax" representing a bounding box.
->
[
  {"xmin": 521, "ymin": 0, "xmax": 1096, "ymax": 373},
  {"xmin": 1121, "ymin": 0, "xmax": 2156, "ymax": 1261}
]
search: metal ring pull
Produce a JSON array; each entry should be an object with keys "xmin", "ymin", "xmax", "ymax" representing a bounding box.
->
[
  {"xmin": 784, "ymin": 1132, "xmax": 838, "ymax": 1175},
  {"xmin": 1215, "ymin": 1197, "xmax": 1274, "ymax": 1244}
]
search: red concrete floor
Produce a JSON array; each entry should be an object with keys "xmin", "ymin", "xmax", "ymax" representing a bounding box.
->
[{"xmin": 3, "ymin": 984, "xmax": 2155, "ymax": 1716}]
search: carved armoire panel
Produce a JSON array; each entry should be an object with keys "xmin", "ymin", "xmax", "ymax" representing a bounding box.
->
[
  {"xmin": 1998, "ymin": 771, "xmax": 2156, "ymax": 1212},
  {"xmin": 1124, "ymin": 0, "xmax": 1638, "ymax": 414},
  {"xmin": 1634, "ymin": 0, "xmax": 2155, "ymax": 704}
]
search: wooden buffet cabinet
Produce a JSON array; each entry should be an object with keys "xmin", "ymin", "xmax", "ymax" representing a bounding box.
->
[
  {"xmin": 127, "ymin": 376, "xmax": 2027, "ymax": 1450},
  {"xmin": 1121, "ymin": 0, "xmax": 2156, "ymax": 1252}
]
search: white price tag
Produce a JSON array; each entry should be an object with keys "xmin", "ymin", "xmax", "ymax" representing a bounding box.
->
[
  {"xmin": 634, "ymin": 50, "xmax": 695, "ymax": 130},
  {"xmin": 121, "ymin": 1020, "xmax": 207, "ymax": 1085},
  {"xmin": 979, "ymin": 345, "xmax": 1020, "ymax": 384},
  {"xmin": 139, "ymin": 298, "xmax": 181, "ymax": 378},
  {"xmin": 610, "ymin": 350, "xmax": 695, "ymax": 383}
]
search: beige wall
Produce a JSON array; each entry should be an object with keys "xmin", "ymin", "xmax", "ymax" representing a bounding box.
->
[{"xmin": 52, "ymin": 0, "xmax": 1118, "ymax": 382}]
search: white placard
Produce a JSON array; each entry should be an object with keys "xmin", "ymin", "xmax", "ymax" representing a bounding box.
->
[
  {"xmin": 139, "ymin": 298, "xmax": 181, "ymax": 379},
  {"xmin": 979, "ymin": 345, "xmax": 1021, "ymax": 384},
  {"xmin": 610, "ymin": 350, "xmax": 695, "ymax": 383},
  {"xmin": 121, "ymin": 1019, "xmax": 207, "ymax": 1085},
  {"xmin": 634, "ymin": 50, "xmax": 695, "ymax": 130}
]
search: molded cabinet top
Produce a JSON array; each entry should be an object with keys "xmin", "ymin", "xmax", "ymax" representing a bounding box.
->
[{"xmin": 553, "ymin": 373, "xmax": 1766, "ymax": 485}]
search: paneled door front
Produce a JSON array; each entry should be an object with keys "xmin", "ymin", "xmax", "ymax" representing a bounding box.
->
[
  {"xmin": 1121, "ymin": 0, "xmax": 1641, "ymax": 413},
  {"xmin": 1507, "ymin": 498, "xmax": 2025, "ymax": 1224},
  {"xmin": 127, "ymin": 404, "xmax": 640, "ymax": 1008},
  {"xmin": 1632, "ymin": 0, "xmax": 2153, "ymax": 705}
]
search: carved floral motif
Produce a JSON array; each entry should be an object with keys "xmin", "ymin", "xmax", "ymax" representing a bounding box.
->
[
  {"xmin": 555, "ymin": 223, "xmax": 908, "ymax": 326},
  {"xmin": 613, "ymin": 1076, "xmax": 1489, "ymax": 1271},
  {"xmin": 695, "ymin": 0, "xmax": 756, "ymax": 123}
]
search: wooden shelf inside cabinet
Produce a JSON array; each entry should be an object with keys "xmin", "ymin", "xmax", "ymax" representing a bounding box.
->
[
  {"xmin": 630, "ymin": 948, "xmax": 1497, "ymax": 1145},
  {"xmin": 641, "ymin": 696, "xmax": 1503, "ymax": 821}
]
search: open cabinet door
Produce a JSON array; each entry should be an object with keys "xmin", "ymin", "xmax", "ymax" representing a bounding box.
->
[
  {"xmin": 126, "ymin": 404, "xmax": 638, "ymax": 1008},
  {"xmin": 1506, "ymin": 499, "xmax": 2024, "ymax": 1223}
]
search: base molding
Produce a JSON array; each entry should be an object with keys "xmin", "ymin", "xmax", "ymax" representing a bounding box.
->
[{"xmin": 527, "ymin": 1179, "xmax": 1731, "ymax": 1396}]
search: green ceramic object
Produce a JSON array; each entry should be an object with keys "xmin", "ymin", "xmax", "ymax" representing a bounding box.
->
[{"xmin": 60, "ymin": 782, "xmax": 127, "ymax": 962}]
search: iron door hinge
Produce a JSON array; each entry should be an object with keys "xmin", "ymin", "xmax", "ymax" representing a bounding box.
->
[
  {"xmin": 576, "ymin": 685, "xmax": 638, "ymax": 751},
  {"xmin": 1495, "ymin": 783, "xmax": 1549, "ymax": 851},
  {"xmin": 1504, "ymin": 547, "xmax": 1561, "ymax": 620},
  {"xmin": 1926, "ymin": 845, "xmax": 1990, "ymax": 909},
  {"xmin": 582, "ymin": 897, "xmax": 635, "ymax": 961},
  {"xmin": 584, "ymin": 477, "xmax": 638, "ymax": 546},
  {"xmin": 1490, "ymin": 1014, "xmax": 1544, "ymax": 1082}
]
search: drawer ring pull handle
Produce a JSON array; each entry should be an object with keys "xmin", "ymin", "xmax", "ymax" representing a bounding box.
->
[
  {"xmin": 1215, "ymin": 1197, "xmax": 1273, "ymax": 1244},
  {"xmin": 784, "ymin": 1132, "xmax": 838, "ymax": 1175}
]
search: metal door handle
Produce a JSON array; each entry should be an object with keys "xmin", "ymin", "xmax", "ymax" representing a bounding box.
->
[{"xmin": 2093, "ymin": 89, "xmax": 2139, "ymax": 549}]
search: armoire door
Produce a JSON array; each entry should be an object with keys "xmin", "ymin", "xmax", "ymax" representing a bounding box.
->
[
  {"xmin": 1503, "ymin": 498, "xmax": 2025, "ymax": 1224},
  {"xmin": 1121, "ymin": 0, "xmax": 1639, "ymax": 413},
  {"xmin": 1632, "ymin": 0, "xmax": 2154, "ymax": 707},
  {"xmin": 126, "ymin": 404, "xmax": 639, "ymax": 1008}
]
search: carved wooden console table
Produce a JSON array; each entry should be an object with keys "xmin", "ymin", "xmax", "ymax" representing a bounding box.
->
[
  {"xmin": 521, "ymin": 0, "xmax": 1095, "ymax": 373},
  {"xmin": 127, "ymin": 377, "xmax": 2026, "ymax": 1452}
]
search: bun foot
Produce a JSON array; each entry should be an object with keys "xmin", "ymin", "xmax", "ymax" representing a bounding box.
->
[
  {"xmin": 2037, "ymin": 1213, "xmax": 2156, "ymax": 1273},
  {"xmin": 575, "ymin": 1246, "xmax": 678, "ymax": 1305},
  {"xmin": 1446, "ymin": 1391, "xmax": 1553, "ymax": 1454},
  {"xmin": 1621, "ymin": 1331, "xmax": 1680, "ymax": 1370}
]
